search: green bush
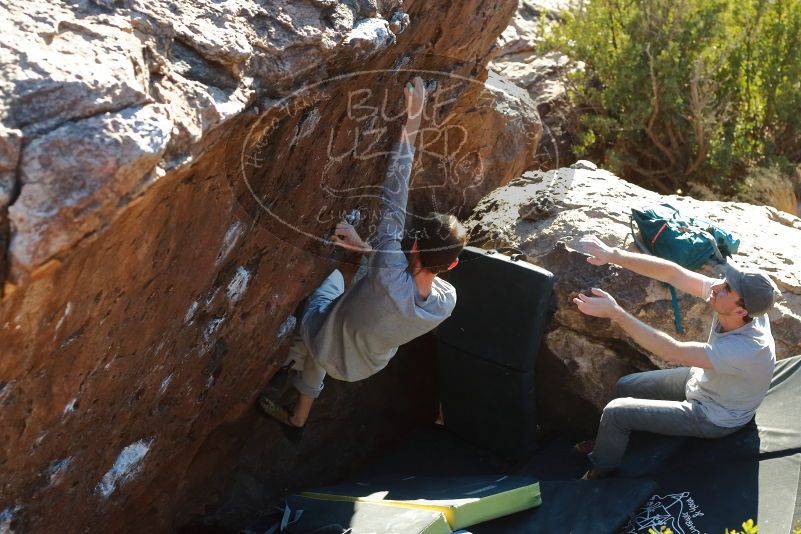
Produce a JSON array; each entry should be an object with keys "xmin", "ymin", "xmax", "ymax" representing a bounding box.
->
[{"xmin": 543, "ymin": 0, "xmax": 801, "ymax": 194}]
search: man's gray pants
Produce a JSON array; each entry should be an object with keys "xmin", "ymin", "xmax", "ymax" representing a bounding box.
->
[
  {"xmin": 286, "ymin": 270, "xmax": 345, "ymax": 399},
  {"xmin": 589, "ymin": 367, "xmax": 743, "ymax": 470}
]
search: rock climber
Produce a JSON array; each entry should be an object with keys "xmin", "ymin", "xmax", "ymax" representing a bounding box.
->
[{"xmin": 259, "ymin": 76, "xmax": 466, "ymax": 440}]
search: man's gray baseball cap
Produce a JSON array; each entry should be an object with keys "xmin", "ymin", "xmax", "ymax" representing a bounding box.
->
[{"xmin": 724, "ymin": 260, "xmax": 778, "ymax": 316}]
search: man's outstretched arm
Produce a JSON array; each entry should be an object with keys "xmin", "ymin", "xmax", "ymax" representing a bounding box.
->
[
  {"xmin": 574, "ymin": 288, "xmax": 713, "ymax": 369},
  {"xmin": 400, "ymin": 78, "xmax": 423, "ymax": 147},
  {"xmin": 371, "ymin": 77, "xmax": 424, "ymax": 248},
  {"xmin": 578, "ymin": 235, "xmax": 714, "ymax": 299}
]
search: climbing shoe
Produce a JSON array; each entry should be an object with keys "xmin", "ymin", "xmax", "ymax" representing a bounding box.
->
[
  {"xmin": 258, "ymin": 394, "xmax": 304, "ymax": 443},
  {"xmin": 265, "ymin": 367, "xmax": 299, "ymax": 406}
]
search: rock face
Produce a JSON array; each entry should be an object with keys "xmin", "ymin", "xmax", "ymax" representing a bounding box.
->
[
  {"xmin": 490, "ymin": 0, "xmax": 577, "ymax": 170},
  {"xmin": 0, "ymin": 0, "xmax": 533, "ymax": 531},
  {"xmin": 409, "ymin": 69, "xmax": 542, "ymax": 220},
  {"xmin": 466, "ymin": 161, "xmax": 801, "ymax": 428},
  {"xmin": 0, "ymin": 124, "xmax": 21, "ymax": 286}
]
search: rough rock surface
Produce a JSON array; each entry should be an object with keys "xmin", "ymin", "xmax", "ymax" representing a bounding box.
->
[
  {"xmin": 466, "ymin": 161, "xmax": 801, "ymax": 424},
  {"xmin": 0, "ymin": 0, "xmax": 529, "ymax": 531},
  {"xmin": 490, "ymin": 0, "xmax": 577, "ymax": 170},
  {"xmin": 409, "ymin": 69, "xmax": 542, "ymax": 219},
  {"xmin": 0, "ymin": 124, "xmax": 21, "ymax": 285}
]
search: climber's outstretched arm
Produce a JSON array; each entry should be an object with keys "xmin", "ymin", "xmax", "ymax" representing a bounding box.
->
[{"xmin": 371, "ymin": 77, "xmax": 426, "ymax": 259}]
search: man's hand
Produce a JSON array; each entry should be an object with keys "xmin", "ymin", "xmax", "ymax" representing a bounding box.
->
[
  {"xmin": 575, "ymin": 288, "xmax": 713, "ymax": 368},
  {"xmin": 577, "ymin": 234, "xmax": 715, "ymax": 299},
  {"xmin": 404, "ymin": 75, "xmax": 426, "ymax": 121},
  {"xmin": 577, "ymin": 235, "xmax": 616, "ymax": 266},
  {"xmin": 402, "ymin": 76, "xmax": 426, "ymax": 144},
  {"xmin": 573, "ymin": 288, "xmax": 621, "ymax": 319},
  {"xmin": 330, "ymin": 222, "xmax": 372, "ymax": 253}
]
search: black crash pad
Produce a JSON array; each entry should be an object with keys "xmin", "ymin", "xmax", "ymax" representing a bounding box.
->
[
  {"xmin": 621, "ymin": 355, "xmax": 801, "ymax": 533},
  {"xmin": 335, "ymin": 428, "xmax": 657, "ymax": 534},
  {"xmin": 471, "ymin": 479, "xmax": 658, "ymax": 534},
  {"xmin": 276, "ymin": 356, "xmax": 801, "ymax": 534}
]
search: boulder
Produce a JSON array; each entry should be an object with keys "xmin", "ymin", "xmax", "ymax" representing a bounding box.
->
[
  {"xmin": 466, "ymin": 162, "xmax": 801, "ymax": 425},
  {"xmin": 9, "ymin": 105, "xmax": 172, "ymax": 272},
  {"xmin": 493, "ymin": 0, "xmax": 567, "ymax": 57},
  {"xmin": 409, "ymin": 69, "xmax": 542, "ymax": 220},
  {"xmin": 0, "ymin": 0, "xmax": 531, "ymax": 531},
  {"xmin": 490, "ymin": 0, "xmax": 578, "ymax": 170}
]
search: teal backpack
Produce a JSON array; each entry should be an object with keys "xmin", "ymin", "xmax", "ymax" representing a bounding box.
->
[{"xmin": 629, "ymin": 203, "xmax": 740, "ymax": 333}]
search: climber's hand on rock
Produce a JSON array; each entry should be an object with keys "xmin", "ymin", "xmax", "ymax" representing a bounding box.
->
[
  {"xmin": 573, "ymin": 288, "xmax": 621, "ymax": 319},
  {"xmin": 578, "ymin": 235, "xmax": 615, "ymax": 266},
  {"xmin": 402, "ymin": 76, "xmax": 426, "ymax": 145},
  {"xmin": 331, "ymin": 222, "xmax": 372, "ymax": 253},
  {"xmin": 404, "ymin": 75, "xmax": 426, "ymax": 122}
]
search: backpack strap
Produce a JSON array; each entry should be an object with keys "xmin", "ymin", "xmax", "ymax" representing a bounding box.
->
[
  {"xmin": 694, "ymin": 216, "xmax": 740, "ymax": 256},
  {"xmin": 667, "ymin": 284, "xmax": 684, "ymax": 334},
  {"xmin": 265, "ymin": 502, "xmax": 304, "ymax": 534},
  {"xmin": 661, "ymin": 203, "xmax": 682, "ymax": 221},
  {"xmin": 650, "ymin": 223, "xmax": 669, "ymax": 249},
  {"xmin": 697, "ymin": 229, "xmax": 725, "ymax": 263},
  {"xmin": 629, "ymin": 215, "xmax": 651, "ymax": 254}
]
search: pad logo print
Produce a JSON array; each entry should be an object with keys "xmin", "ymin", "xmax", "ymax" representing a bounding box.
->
[{"xmin": 621, "ymin": 492, "xmax": 706, "ymax": 534}]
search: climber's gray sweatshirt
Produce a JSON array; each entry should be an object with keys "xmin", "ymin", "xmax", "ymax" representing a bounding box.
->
[{"xmin": 302, "ymin": 142, "xmax": 457, "ymax": 381}]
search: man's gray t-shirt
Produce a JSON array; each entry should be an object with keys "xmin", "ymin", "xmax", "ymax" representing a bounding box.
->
[
  {"xmin": 302, "ymin": 142, "xmax": 457, "ymax": 382},
  {"xmin": 685, "ymin": 302, "xmax": 776, "ymax": 428}
]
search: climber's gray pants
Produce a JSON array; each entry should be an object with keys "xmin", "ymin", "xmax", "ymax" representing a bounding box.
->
[
  {"xmin": 286, "ymin": 270, "xmax": 345, "ymax": 399},
  {"xmin": 589, "ymin": 367, "xmax": 741, "ymax": 470}
]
